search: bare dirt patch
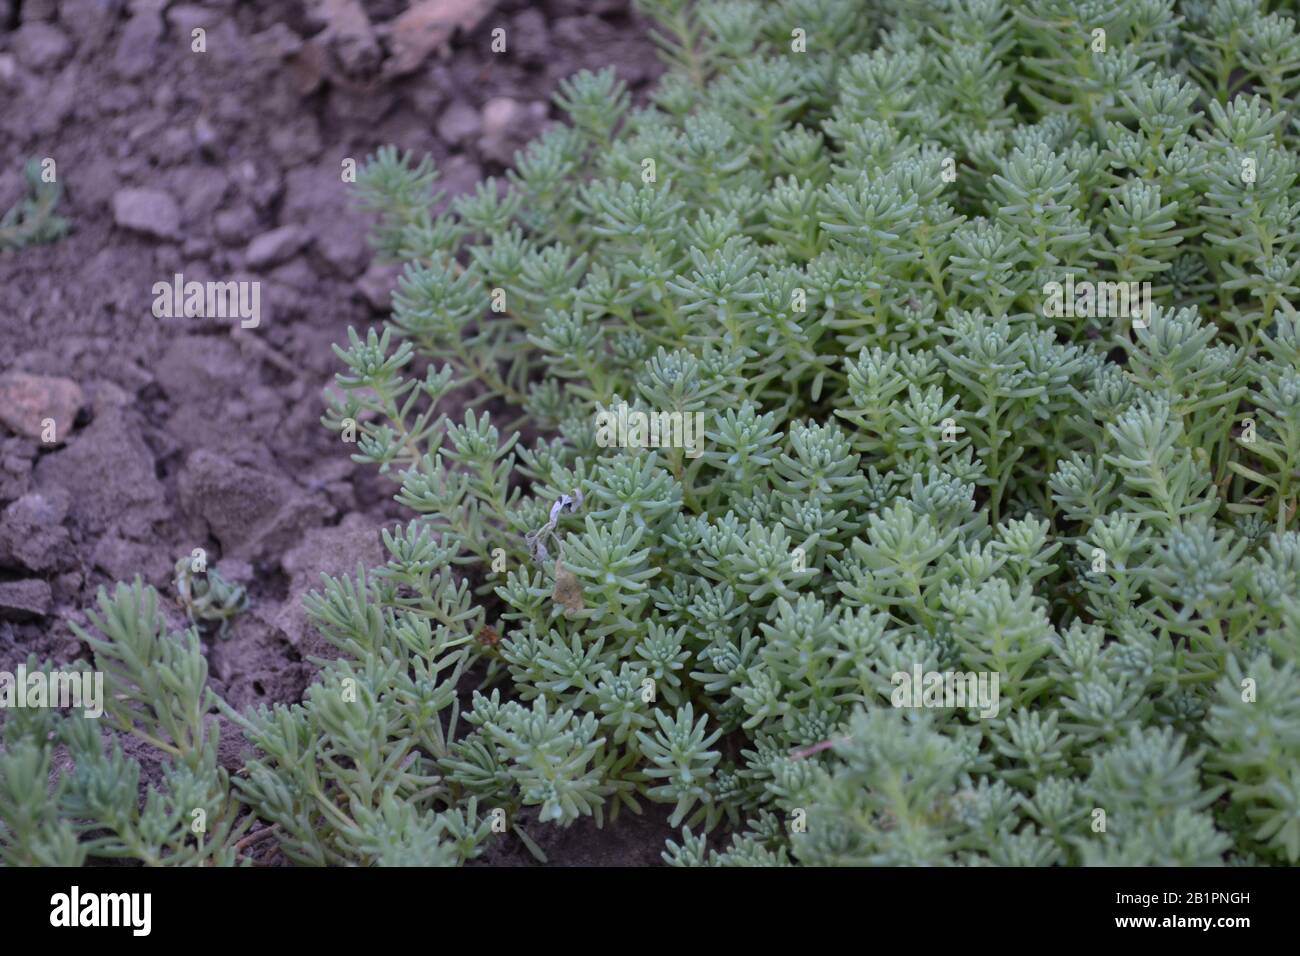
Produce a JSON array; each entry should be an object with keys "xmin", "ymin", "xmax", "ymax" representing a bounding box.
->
[{"xmin": 0, "ymin": 0, "xmax": 669, "ymax": 864}]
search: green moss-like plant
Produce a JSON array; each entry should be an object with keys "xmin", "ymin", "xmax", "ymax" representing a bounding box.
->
[
  {"xmin": 0, "ymin": 159, "xmax": 69, "ymax": 252},
  {"xmin": 6, "ymin": 0, "xmax": 1300, "ymax": 867}
]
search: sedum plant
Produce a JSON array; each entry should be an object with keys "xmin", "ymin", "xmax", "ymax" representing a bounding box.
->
[
  {"xmin": 1, "ymin": 585, "xmax": 246, "ymax": 866},
  {"xmin": 0, "ymin": 159, "xmax": 69, "ymax": 252},
  {"xmin": 6, "ymin": 0, "xmax": 1300, "ymax": 866}
]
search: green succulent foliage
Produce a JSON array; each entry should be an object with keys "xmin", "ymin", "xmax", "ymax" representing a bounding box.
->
[
  {"xmin": 17, "ymin": 0, "xmax": 1300, "ymax": 867},
  {"xmin": 0, "ymin": 159, "xmax": 69, "ymax": 252},
  {"xmin": 333, "ymin": 0, "xmax": 1300, "ymax": 866},
  {"xmin": 1, "ymin": 584, "xmax": 247, "ymax": 866},
  {"xmin": 174, "ymin": 556, "xmax": 249, "ymax": 639}
]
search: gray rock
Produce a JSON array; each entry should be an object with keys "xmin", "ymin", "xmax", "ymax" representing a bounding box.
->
[
  {"xmin": 74, "ymin": 157, "xmax": 124, "ymax": 211},
  {"xmin": 0, "ymin": 452, "xmax": 32, "ymax": 505},
  {"xmin": 30, "ymin": 63, "xmax": 78, "ymax": 135},
  {"xmin": 0, "ymin": 372, "xmax": 83, "ymax": 442},
  {"xmin": 91, "ymin": 535, "xmax": 172, "ymax": 585},
  {"xmin": 150, "ymin": 125, "xmax": 195, "ymax": 165},
  {"xmin": 268, "ymin": 116, "xmax": 323, "ymax": 164},
  {"xmin": 63, "ymin": 0, "xmax": 125, "ymax": 46},
  {"xmin": 114, "ymin": 12, "xmax": 165, "ymax": 80},
  {"xmin": 0, "ymin": 489, "xmax": 71, "ymax": 572},
  {"xmin": 280, "ymin": 162, "xmax": 365, "ymax": 277},
  {"xmin": 479, "ymin": 96, "xmax": 524, "ymax": 140},
  {"xmin": 12, "ymin": 21, "xmax": 71, "ymax": 72},
  {"xmin": 50, "ymin": 569, "xmax": 84, "ymax": 605},
  {"xmin": 194, "ymin": 116, "xmax": 219, "ymax": 155},
  {"xmin": 510, "ymin": 9, "xmax": 550, "ymax": 62},
  {"xmin": 0, "ymin": 579, "xmax": 52, "ymax": 621},
  {"xmin": 315, "ymin": 217, "xmax": 368, "ymax": 278},
  {"xmin": 272, "ymin": 512, "xmax": 383, "ymax": 661},
  {"xmin": 33, "ymin": 408, "xmax": 166, "ymax": 537},
  {"xmin": 112, "ymin": 187, "xmax": 181, "ymax": 238},
  {"xmin": 178, "ymin": 450, "xmax": 329, "ymax": 562},
  {"xmin": 155, "ymin": 335, "xmax": 248, "ymax": 402},
  {"xmin": 171, "ymin": 164, "xmax": 228, "ymax": 222},
  {"xmin": 357, "ymin": 259, "xmax": 401, "ymax": 312},
  {"xmin": 233, "ymin": 159, "xmax": 284, "ymax": 212},
  {"xmin": 437, "ymin": 99, "xmax": 481, "ymax": 146},
  {"xmin": 245, "ymin": 225, "xmax": 309, "ymax": 269},
  {"xmin": 478, "ymin": 97, "xmax": 548, "ymax": 165},
  {"xmin": 213, "ymin": 204, "xmax": 259, "ymax": 245},
  {"xmin": 267, "ymin": 257, "xmax": 317, "ymax": 292}
]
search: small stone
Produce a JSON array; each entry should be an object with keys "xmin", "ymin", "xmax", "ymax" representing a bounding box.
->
[
  {"xmin": 510, "ymin": 9, "xmax": 550, "ymax": 62},
  {"xmin": 51, "ymin": 570, "xmax": 85, "ymax": 605},
  {"xmin": 478, "ymin": 98, "xmax": 548, "ymax": 165},
  {"xmin": 357, "ymin": 259, "xmax": 401, "ymax": 312},
  {"xmin": 0, "ymin": 579, "xmax": 51, "ymax": 621},
  {"xmin": 214, "ymin": 204, "xmax": 259, "ymax": 245},
  {"xmin": 437, "ymin": 100, "xmax": 480, "ymax": 146},
  {"xmin": 0, "ymin": 373, "xmax": 83, "ymax": 442},
  {"xmin": 33, "ymin": 407, "xmax": 166, "ymax": 537},
  {"xmin": 234, "ymin": 160, "xmax": 285, "ymax": 212},
  {"xmin": 194, "ymin": 116, "xmax": 219, "ymax": 155},
  {"xmin": 11, "ymin": 21, "xmax": 72, "ymax": 72},
  {"xmin": 31, "ymin": 64, "xmax": 77, "ymax": 136},
  {"xmin": 0, "ymin": 490, "xmax": 71, "ymax": 573},
  {"xmin": 74, "ymin": 157, "xmax": 121, "ymax": 211},
  {"xmin": 245, "ymin": 225, "xmax": 308, "ymax": 269},
  {"xmin": 91, "ymin": 536, "xmax": 171, "ymax": 584},
  {"xmin": 480, "ymin": 97, "xmax": 524, "ymax": 140},
  {"xmin": 151, "ymin": 125, "xmax": 194, "ymax": 165},
  {"xmin": 112, "ymin": 187, "xmax": 181, "ymax": 238},
  {"xmin": 178, "ymin": 450, "xmax": 330, "ymax": 562},
  {"xmin": 174, "ymin": 165, "xmax": 229, "ymax": 223},
  {"xmin": 273, "ymin": 513, "xmax": 383, "ymax": 660},
  {"xmin": 315, "ymin": 219, "xmax": 368, "ymax": 278},
  {"xmin": 114, "ymin": 12, "xmax": 165, "ymax": 80},
  {"xmin": 63, "ymin": 0, "xmax": 125, "ymax": 45},
  {"xmin": 0, "ymin": 453, "xmax": 32, "ymax": 505}
]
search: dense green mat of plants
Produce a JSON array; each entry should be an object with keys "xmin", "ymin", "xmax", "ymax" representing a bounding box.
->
[{"xmin": 5, "ymin": 0, "xmax": 1300, "ymax": 866}]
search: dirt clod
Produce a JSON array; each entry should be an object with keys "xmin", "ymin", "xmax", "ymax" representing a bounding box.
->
[
  {"xmin": 112, "ymin": 186, "xmax": 182, "ymax": 238},
  {"xmin": 0, "ymin": 371, "xmax": 83, "ymax": 442},
  {"xmin": 178, "ymin": 449, "xmax": 332, "ymax": 563},
  {"xmin": 245, "ymin": 225, "xmax": 311, "ymax": 269},
  {"xmin": 0, "ymin": 578, "xmax": 53, "ymax": 621},
  {"xmin": 11, "ymin": 21, "xmax": 72, "ymax": 72},
  {"xmin": 0, "ymin": 490, "xmax": 72, "ymax": 573}
]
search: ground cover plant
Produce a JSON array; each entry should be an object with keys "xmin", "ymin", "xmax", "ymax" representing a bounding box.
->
[
  {"xmin": 0, "ymin": 159, "xmax": 68, "ymax": 253},
  {"xmin": 3, "ymin": 0, "xmax": 1300, "ymax": 866}
]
